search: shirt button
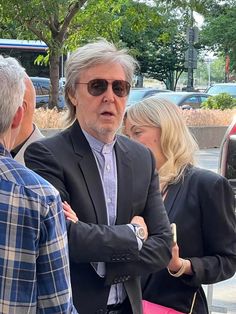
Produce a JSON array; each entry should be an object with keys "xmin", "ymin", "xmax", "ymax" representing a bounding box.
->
[
  {"xmin": 106, "ymin": 164, "xmax": 110, "ymax": 171},
  {"xmin": 107, "ymin": 198, "xmax": 112, "ymax": 203}
]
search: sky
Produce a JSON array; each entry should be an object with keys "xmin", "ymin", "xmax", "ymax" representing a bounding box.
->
[{"xmin": 193, "ymin": 11, "xmax": 204, "ymax": 28}]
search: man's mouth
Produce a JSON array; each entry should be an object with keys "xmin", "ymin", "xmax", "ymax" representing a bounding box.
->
[{"xmin": 101, "ymin": 111, "xmax": 115, "ymax": 117}]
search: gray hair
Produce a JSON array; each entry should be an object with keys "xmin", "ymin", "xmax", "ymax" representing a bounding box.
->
[
  {"xmin": 64, "ymin": 39, "xmax": 138, "ymax": 125},
  {"xmin": 0, "ymin": 55, "xmax": 25, "ymax": 134}
]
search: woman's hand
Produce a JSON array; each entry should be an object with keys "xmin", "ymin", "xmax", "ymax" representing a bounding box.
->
[
  {"xmin": 63, "ymin": 201, "xmax": 79, "ymax": 223},
  {"xmin": 168, "ymin": 243, "xmax": 193, "ymax": 276},
  {"xmin": 168, "ymin": 243, "xmax": 182, "ymax": 272}
]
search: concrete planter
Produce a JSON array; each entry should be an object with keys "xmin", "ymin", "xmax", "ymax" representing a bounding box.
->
[
  {"xmin": 41, "ymin": 126, "xmax": 228, "ymax": 149},
  {"xmin": 189, "ymin": 126, "xmax": 227, "ymax": 149}
]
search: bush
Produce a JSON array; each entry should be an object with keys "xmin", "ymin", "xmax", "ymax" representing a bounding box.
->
[
  {"xmin": 201, "ymin": 93, "xmax": 236, "ymax": 110},
  {"xmin": 33, "ymin": 108, "xmax": 236, "ymax": 128},
  {"xmin": 182, "ymin": 109, "xmax": 236, "ymax": 126}
]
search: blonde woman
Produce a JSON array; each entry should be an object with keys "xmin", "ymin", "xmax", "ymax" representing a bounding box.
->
[{"xmin": 123, "ymin": 98, "xmax": 236, "ymax": 314}]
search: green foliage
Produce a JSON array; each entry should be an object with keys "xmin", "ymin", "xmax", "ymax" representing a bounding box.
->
[
  {"xmin": 67, "ymin": 0, "xmax": 124, "ymax": 45},
  {"xmin": 201, "ymin": 93, "xmax": 236, "ymax": 110},
  {"xmin": 119, "ymin": 3, "xmax": 188, "ymax": 90},
  {"xmin": 34, "ymin": 54, "xmax": 49, "ymax": 66},
  {"xmin": 194, "ymin": 56, "xmax": 225, "ymax": 85},
  {"xmin": 0, "ymin": 0, "xmax": 88, "ymax": 108},
  {"xmin": 67, "ymin": 0, "xmax": 187, "ymax": 90},
  {"xmin": 67, "ymin": 0, "xmax": 160, "ymax": 49},
  {"xmin": 144, "ymin": 29, "xmax": 187, "ymax": 90},
  {"xmin": 200, "ymin": 4, "xmax": 236, "ymax": 72},
  {"xmin": 2, "ymin": 0, "xmax": 218, "ymax": 100}
]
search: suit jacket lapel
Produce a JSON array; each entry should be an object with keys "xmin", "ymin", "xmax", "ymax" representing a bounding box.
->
[
  {"xmin": 164, "ymin": 167, "xmax": 191, "ymax": 219},
  {"xmin": 164, "ymin": 180, "xmax": 182, "ymax": 218},
  {"xmin": 69, "ymin": 121, "xmax": 108, "ymax": 224},
  {"xmin": 115, "ymin": 137, "xmax": 133, "ymax": 225}
]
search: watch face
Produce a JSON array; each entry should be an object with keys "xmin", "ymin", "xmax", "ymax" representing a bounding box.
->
[{"xmin": 137, "ymin": 227, "xmax": 145, "ymax": 240}]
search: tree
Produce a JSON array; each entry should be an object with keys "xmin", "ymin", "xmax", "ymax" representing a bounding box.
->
[
  {"xmin": 0, "ymin": 0, "xmax": 88, "ymax": 108},
  {"xmin": 193, "ymin": 56, "xmax": 225, "ymax": 87},
  {"xmin": 67, "ymin": 0, "xmax": 161, "ymax": 50},
  {"xmin": 120, "ymin": 4, "xmax": 188, "ymax": 90},
  {"xmin": 67, "ymin": 0, "xmax": 130, "ymax": 46},
  {"xmin": 144, "ymin": 30, "xmax": 188, "ymax": 90},
  {"xmin": 200, "ymin": 2, "xmax": 236, "ymax": 80},
  {"xmin": 69, "ymin": 0, "xmax": 188, "ymax": 90}
]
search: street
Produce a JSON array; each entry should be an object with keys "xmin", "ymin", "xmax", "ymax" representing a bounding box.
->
[
  {"xmin": 195, "ymin": 148, "xmax": 220, "ymax": 173},
  {"xmin": 197, "ymin": 148, "xmax": 236, "ymax": 314}
]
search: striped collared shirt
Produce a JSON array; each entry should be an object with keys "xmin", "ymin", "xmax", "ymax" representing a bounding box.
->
[{"xmin": 0, "ymin": 144, "xmax": 77, "ymax": 314}]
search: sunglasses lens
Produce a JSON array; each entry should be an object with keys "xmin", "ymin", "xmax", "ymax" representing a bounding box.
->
[
  {"xmin": 88, "ymin": 79, "xmax": 108, "ymax": 96},
  {"xmin": 112, "ymin": 80, "xmax": 130, "ymax": 97},
  {"xmin": 87, "ymin": 79, "xmax": 130, "ymax": 97}
]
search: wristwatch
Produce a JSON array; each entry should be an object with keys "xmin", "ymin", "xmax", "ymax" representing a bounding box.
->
[{"xmin": 132, "ymin": 223, "xmax": 146, "ymax": 242}]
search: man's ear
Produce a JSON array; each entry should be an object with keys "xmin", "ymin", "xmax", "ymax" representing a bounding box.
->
[
  {"xmin": 12, "ymin": 106, "xmax": 23, "ymax": 129},
  {"xmin": 68, "ymin": 93, "xmax": 77, "ymax": 106},
  {"xmin": 22, "ymin": 99, "xmax": 27, "ymax": 112}
]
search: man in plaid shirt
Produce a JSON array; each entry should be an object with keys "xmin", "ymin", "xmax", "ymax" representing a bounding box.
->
[{"xmin": 0, "ymin": 56, "xmax": 77, "ymax": 313}]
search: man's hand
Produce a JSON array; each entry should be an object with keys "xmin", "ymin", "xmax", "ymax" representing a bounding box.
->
[
  {"xmin": 63, "ymin": 201, "xmax": 79, "ymax": 224},
  {"xmin": 131, "ymin": 216, "xmax": 148, "ymax": 241}
]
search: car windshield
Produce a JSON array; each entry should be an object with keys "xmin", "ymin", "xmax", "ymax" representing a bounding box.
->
[{"xmin": 207, "ymin": 85, "xmax": 236, "ymax": 95}]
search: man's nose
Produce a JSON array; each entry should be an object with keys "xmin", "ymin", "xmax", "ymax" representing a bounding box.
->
[{"xmin": 103, "ymin": 83, "xmax": 115, "ymax": 101}]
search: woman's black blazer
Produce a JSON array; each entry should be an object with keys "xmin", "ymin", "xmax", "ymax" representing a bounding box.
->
[{"xmin": 142, "ymin": 166, "xmax": 236, "ymax": 314}]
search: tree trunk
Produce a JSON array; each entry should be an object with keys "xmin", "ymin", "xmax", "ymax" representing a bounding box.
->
[
  {"xmin": 49, "ymin": 51, "xmax": 60, "ymax": 109},
  {"xmin": 166, "ymin": 72, "xmax": 175, "ymax": 91},
  {"xmin": 135, "ymin": 74, "xmax": 143, "ymax": 87}
]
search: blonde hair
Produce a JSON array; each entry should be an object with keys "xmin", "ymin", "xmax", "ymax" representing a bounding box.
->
[{"xmin": 125, "ymin": 98, "xmax": 199, "ymax": 188}]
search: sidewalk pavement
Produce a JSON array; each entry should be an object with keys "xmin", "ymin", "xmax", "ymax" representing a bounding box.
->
[{"xmin": 204, "ymin": 274, "xmax": 236, "ymax": 314}]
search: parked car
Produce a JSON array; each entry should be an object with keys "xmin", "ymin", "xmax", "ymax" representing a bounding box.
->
[
  {"xmin": 30, "ymin": 77, "xmax": 65, "ymax": 109},
  {"xmin": 218, "ymin": 118, "xmax": 236, "ymax": 211},
  {"xmin": 206, "ymin": 83, "xmax": 236, "ymax": 98},
  {"xmin": 150, "ymin": 91, "xmax": 209, "ymax": 109},
  {"xmin": 127, "ymin": 87, "xmax": 170, "ymax": 106}
]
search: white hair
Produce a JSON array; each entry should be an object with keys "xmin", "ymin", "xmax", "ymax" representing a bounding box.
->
[{"xmin": 0, "ymin": 55, "xmax": 26, "ymax": 134}]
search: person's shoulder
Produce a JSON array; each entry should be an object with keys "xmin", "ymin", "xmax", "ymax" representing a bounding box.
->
[
  {"xmin": 187, "ymin": 166, "xmax": 228, "ymax": 185},
  {"xmin": 0, "ymin": 157, "xmax": 59, "ymax": 200},
  {"xmin": 26, "ymin": 128, "xmax": 67, "ymax": 152}
]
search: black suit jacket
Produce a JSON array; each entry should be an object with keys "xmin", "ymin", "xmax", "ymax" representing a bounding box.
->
[
  {"xmin": 25, "ymin": 121, "xmax": 172, "ymax": 314},
  {"xmin": 142, "ymin": 166, "xmax": 236, "ymax": 314}
]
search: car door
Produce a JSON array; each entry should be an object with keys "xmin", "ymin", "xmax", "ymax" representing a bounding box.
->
[
  {"xmin": 181, "ymin": 95, "xmax": 200, "ymax": 109},
  {"xmin": 219, "ymin": 119, "xmax": 236, "ymax": 211}
]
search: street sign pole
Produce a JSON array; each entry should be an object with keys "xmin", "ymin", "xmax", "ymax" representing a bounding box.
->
[
  {"xmin": 185, "ymin": 7, "xmax": 198, "ymax": 92},
  {"xmin": 186, "ymin": 28, "xmax": 195, "ymax": 91}
]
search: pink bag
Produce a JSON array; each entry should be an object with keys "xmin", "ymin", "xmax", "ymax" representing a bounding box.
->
[{"xmin": 142, "ymin": 300, "xmax": 184, "ymax": 314}]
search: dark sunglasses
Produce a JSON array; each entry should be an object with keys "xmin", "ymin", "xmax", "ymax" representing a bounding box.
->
[{"xmin": 76, "ymin": 79, "xmax": 131, "ymax": 97}]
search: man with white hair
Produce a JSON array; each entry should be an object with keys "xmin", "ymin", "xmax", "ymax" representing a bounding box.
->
[
  {"xmin": 10, "ymin": 74, "xmax": 43, "ymax": 165},
  {"xmin": 25, "ymin": 39, "xmax": 172, "ymax": 314},
  {"xmin": 0, "ymin": 55, "xmax": 77, "ymax": 313}
]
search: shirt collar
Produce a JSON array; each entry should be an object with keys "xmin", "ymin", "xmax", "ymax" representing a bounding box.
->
[
  {"xmin": 11, "ymin": 124, "xmax": 35, "ymax": 157},
  {"xmin": 82, "ymin": 129, "xmax": 116, "ymax": 154},
  {"xmin": 0, "ymin": 143, "xmax": 11, "ymax": 158}
]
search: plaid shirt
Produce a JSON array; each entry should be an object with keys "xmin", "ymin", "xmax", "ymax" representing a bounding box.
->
[{"xmin": 0, "ymin": 144, "xmax": 77, "ymax": 314}]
